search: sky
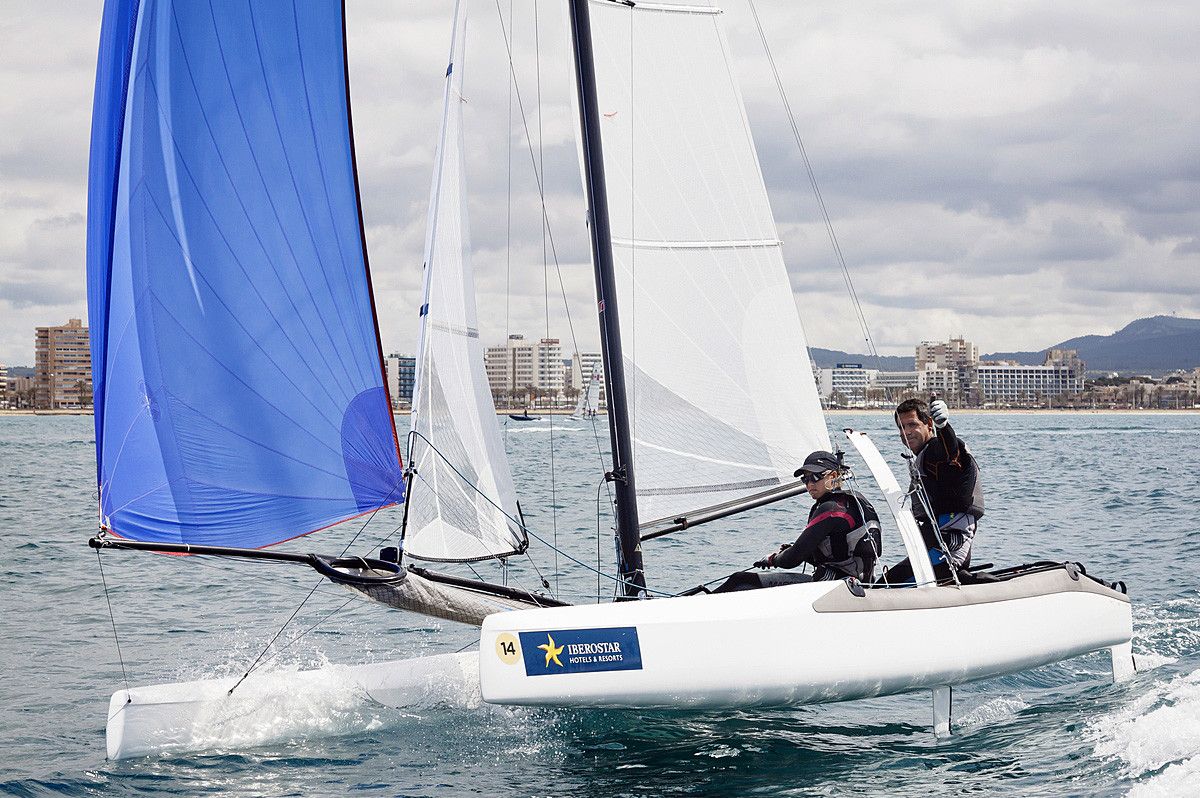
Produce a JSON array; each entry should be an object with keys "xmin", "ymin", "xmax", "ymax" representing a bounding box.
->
[{"xmin": 1, "ymin": 0, "xmax": 1198, "ymax": 367}]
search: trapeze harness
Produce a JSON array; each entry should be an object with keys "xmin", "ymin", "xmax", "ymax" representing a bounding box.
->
[
  {"xmin": 911, "ymin": 424, "xmax": 984, "ymax": 567},
  {"xmin": 780, "ymin": 490, "xmax": 882, "ymax": 582}
]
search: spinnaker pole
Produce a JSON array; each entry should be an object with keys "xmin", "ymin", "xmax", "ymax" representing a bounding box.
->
[{"xmin": 567, "ymin": 0, "xmax": 646, "ymax": 598}]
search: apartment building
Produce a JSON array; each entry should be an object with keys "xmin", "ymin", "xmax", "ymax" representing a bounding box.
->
[
  {"xmin": 34, "ymin": 319, "xmax": 92, "ymax": 409},
  {"xmin": 485, "ymin": 335, "xmax": 564, "ymax": 399},
  {"xmin": 385, "ymin": 354, "xmax": 416, "ymax": 407}
]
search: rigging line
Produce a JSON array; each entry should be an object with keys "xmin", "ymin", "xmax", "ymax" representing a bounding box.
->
[
  {"xmin": 407, "ymin": 430, "xmax": 526, "ymax": 534},
  {"xmin": 526, "ymin": 521, "xmax": 674, "ymax": 597},
  {"xmin": 490, "ymin": 0, "xmax": 610, "ymax": 495},
  {"xmin": 246, "ymin": 595, "xmax": 359, "ymax": 673},
  {"xmin": 744, "ymin": 0, "xmax": 878, "ymax": 361},
  {"xmin": 226, "ymin": 577, "xmax": 325, "ymax": 696},
  {"xmin": 337, "ymin": 481, "xmax": 405, "ymax": 559},
  {"xmin": 362, "ymin": 520, "xmax": 406, "ymax": 562},
  {"xmin": 95, "ymin": 548, "xmax": 131, "ymax": 695},
  {"xmin": 405, "ymin": 429, "xmax": 657, "ymax": 595},
  {"xmin": 523, "ymin": 548, "xmax": 554, "ymax": 596},
  {"xmin": 504, "ymin": 0, "xmax": 514, "ymax": 428},
  {"xmin": 628, "ymin": 0, "xmax": 636, "ymax": 436},
  {"xmin": 534, "ymin": 0, "xmax": 560, "ymax": 598}
]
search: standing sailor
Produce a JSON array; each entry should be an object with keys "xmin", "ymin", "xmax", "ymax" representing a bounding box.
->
[{"xmin": 882, "ymin": 398, "xmax": 984, "ymax": 584}]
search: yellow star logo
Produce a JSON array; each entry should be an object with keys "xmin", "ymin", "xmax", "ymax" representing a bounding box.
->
[{"xmin": 538, "ymin": 633, "xmax": 564, "ymax": 668}]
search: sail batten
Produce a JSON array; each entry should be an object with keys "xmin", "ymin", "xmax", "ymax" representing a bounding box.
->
[
  {"xmin": 86, "ymin": 0, "xmax": 404, "ymax": 549},
  {"xmin": 587, "ymin": 1, "xmax": 831, "ymax": 528}
]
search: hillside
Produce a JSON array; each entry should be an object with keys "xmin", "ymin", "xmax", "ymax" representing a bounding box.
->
[
  {"xmin": 984, "ymin": 316, "xmax": 1200, "ymax": 374},
  {"xmin": 807, "ymin": 348, "xmax": 914, "ymax": 371}
]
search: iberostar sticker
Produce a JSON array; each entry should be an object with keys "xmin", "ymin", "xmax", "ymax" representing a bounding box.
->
[{"xmin": 538, "ymin": 633, "xmax": 564, "ymax": 667}]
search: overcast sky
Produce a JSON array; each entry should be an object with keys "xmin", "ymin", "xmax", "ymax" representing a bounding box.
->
[{"xmin": 1, "ymin": 0, "xmax": 1197, "ymax": 367}]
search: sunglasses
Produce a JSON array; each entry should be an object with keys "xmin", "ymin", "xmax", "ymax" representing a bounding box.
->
[{"xmin": 801, "ymin": 471, "xmax": 831, "ymax": 485}]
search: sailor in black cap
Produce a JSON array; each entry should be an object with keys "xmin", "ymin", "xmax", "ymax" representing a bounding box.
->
[{"xmin": 754, "ymin": 450, "xmax": 881, "ymax": 582}]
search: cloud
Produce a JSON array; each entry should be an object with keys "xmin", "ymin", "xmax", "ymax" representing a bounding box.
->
[{"xmin": 1, "ymin": 0, "xmax": 1198, "ymax": 369}]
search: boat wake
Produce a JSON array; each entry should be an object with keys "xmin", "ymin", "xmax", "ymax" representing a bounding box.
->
[
  {"xmin": 1089, "ymin": 665, "xmax": 1200, "ymax": 797},
  {"xmin": 955, "ymin": 695, "xmax": 1030, "ymax": 728}
]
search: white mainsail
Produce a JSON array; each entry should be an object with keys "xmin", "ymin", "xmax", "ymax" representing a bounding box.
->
[
  {"xmin": 585, "ymin": 0, "xmax": 831, "ymax": 530},
  {"xmin": 405, "ymin": 2, "xmax": 525, "ymax": 562}
]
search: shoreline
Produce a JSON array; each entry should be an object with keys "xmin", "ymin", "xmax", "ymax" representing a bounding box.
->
[{"xmin": 3, "ymin": 407, "xmax": 1199, "ymax": 417}]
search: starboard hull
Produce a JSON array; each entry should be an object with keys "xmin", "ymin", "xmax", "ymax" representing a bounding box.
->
[{"xmin": 479, "ymin": 567, "xmax": 1133, "ymax": 709}]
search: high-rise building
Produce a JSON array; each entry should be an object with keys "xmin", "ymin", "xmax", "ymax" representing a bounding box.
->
[
  {"xmin": 34, "ymin": 319, "xmax": 92, "ymax": 409},
  {"xmin": 915, "ymin": 337, "xmax": 977, "ymax": 403},
  {"xmin": 484, "ymin": 335, "xmax": 564, "ymax": 402},
  {"xmin": 917, "ymin": 365, "xmax": 960, "ymax": 397},
  {"xmin": 385, "ymin": 354, "xmax": 416, "ymax": 407},
  {"xmin": 535, "ymin": 338, "xmax": 563, "ymax": 395},
  {"xmin": 915, "ymin": 337, "xmax": 978, "ymax": 371},
  {"xmin": 0, "ymin": 363, "xmax": 7, "ymax": 409}
]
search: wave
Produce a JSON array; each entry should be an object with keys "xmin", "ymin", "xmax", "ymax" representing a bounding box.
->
[{"xmin": 1089, "ymin": 667, "xmax": 1200, "ymax": 794}]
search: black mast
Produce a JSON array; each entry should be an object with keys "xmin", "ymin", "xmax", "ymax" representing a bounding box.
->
[{"xmin": 567, "ymin": 0, "xmax": 646, "ymax": 598}]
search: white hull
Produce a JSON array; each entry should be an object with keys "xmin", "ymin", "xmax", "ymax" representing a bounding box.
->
[
  {"xmin": 105, "ymin": 652, "xmax": 478, "ymax": 760},
  {"xmin": 105, "ymin": 568, "xmax": 1132, "ymax": 758},
  {"xmin": 480, "ymin": 568, "xmax": 1133, "ymax": 708}
]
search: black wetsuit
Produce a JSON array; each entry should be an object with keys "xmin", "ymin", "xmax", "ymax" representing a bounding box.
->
[
  {"xmin": 774, "ymin": 490, "xmax": 880, "ymax": 582},
  {"xmin": 881, "ymin": 422, "xmax": 984, "ymax": 585}
]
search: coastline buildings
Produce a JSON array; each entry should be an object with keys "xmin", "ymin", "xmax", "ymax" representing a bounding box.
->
[
  {"xmin": 484, "ymin": 335, "xmax": 565, "ymax": 405},
  {"xmin": 911, "ymin": 337, "xmax": 1086, "ymax": 407},
  {"xmin": 34, "ymin": 319, "xmax": 92, "ymax": 410},
  {"xmin": 817, "ymin": 338, "xmax": 1089, "ymax": 408},
  {"xmin": 973, "ymin": 349, "xmax": 1085, "ymax": 405},
  {"xmin": 817, "ymin": 364, "xmax": 918, "ymax": 405},
  {"xmin": 0, "ymin": 364, "xmax": 6, "ymax": 409}
]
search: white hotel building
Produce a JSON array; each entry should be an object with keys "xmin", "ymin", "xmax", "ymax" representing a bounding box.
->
[
  {"xmin": 972, "ymin": 350, "xmax": 1085, "ymax": 405},
  {"xmin": 484, "ymin": 334, "xmax": 564, "ymax": 399}
]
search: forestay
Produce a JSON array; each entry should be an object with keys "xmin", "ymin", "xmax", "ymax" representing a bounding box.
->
[
  {"xmin": 85, "ymin": 0, "xmax": 404, "ymax": 548},
  {"xmin": 586, "ymin": 0, "xmax": 830, "ymax": 530},
  {"xmin": 404, "ymin": 1, "xmax": 526, "ymax": 562}
]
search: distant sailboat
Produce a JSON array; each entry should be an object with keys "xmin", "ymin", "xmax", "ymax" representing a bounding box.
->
[
  {"xmin": 570, "ymin": 367, "xmax": 602, "ymax": 419},
  {"xmin": 86, "ymin": 0, "xmax": 1135, "ymax": 760}
]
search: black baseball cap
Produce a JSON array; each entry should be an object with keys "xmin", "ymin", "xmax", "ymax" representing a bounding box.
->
[{"xmin": 793, "ymin": 450, "xmax": 841, "ymax": 478}]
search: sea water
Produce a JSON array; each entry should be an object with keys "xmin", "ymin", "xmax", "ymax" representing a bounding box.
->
[{"xmin": 0, "ymin": 412, "xmax": 1197, "ymax": 797}]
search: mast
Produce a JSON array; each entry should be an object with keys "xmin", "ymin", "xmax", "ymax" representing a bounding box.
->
[{"xmin": 567, "ymin": 0, "xmax": 646, "ymax": 598}]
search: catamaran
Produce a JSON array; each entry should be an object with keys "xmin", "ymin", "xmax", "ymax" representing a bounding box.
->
[{"xmin": 87, "ymin": 0, "xmax": 1134, "ymax": 760}]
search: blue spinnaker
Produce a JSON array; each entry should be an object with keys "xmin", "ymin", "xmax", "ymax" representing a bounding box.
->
[{"xmin": 86, "ymin": 0, "xmax": 404, "ymax": 548}]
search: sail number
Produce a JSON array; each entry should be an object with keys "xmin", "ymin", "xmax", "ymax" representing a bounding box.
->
[{"xmin": 495, "ymin": 633, "xmax": 520, "ymax": 664}]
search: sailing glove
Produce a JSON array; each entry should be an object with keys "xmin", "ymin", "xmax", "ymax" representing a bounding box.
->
[
  {"xmin": 754, "ymin": 552, "xmax": 777, "ymax": 569},
  {"xmin": 930, "ymin": 399, "xmax": 950, "ymax": 429}
]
